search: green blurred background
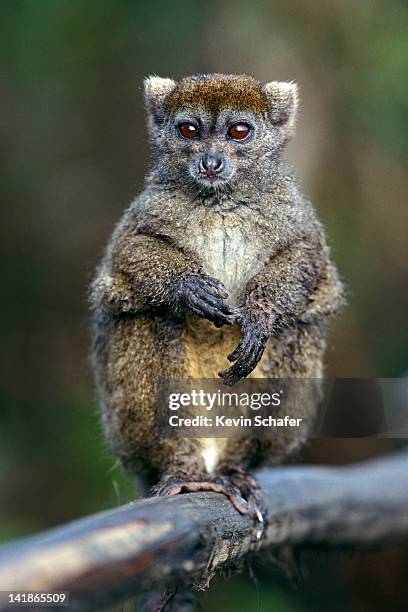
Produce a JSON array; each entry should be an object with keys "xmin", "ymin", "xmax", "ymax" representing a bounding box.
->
[{"xmin": 1, "ymin": 1, "xmax": 407, "ymax": 610}]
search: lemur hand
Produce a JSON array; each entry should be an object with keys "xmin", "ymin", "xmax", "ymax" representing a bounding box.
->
[
  {"xmin": 219, "ymin": 297, "xmax": 277, "ymax": 386},
  {"xmin": 171, "ymin": 273, "xmax": 237, "ymax": 327}
]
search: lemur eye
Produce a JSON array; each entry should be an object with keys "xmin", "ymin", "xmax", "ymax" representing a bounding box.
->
[
  {"xmin": 227, "ymin": 123, "xmax": 252, "ymax": 141},
  {"xmin": 178, "ymin": 123, "xmax": 199, "ymax": 139}
]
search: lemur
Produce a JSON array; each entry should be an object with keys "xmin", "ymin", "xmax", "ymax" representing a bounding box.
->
[{"xmin": 90, "ymin": 73, "xmax": 343, "ymax": 516}]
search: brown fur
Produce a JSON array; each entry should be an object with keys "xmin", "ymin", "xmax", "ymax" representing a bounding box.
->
[{"xmin": 166, "ymin": 74, "xmax": 269, "ymax": 117}]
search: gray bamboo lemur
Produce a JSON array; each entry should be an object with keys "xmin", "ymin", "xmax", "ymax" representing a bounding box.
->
[{"xmin": 90, "ymin": 73, "xmax": 344, "ymax": 514}]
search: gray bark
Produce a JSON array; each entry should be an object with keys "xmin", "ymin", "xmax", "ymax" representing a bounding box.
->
[{"xmin": 0, "ymin": 451, "xmax": 407, "ymax": 611}]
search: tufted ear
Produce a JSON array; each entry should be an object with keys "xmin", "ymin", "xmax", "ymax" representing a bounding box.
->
[
  {"xmin": 263, "ymin": 81, "xmax": 299, "ymax": 136},
  {"xmin": 144, "ymin": 76, "xmax": 176, "ymax": 126}
]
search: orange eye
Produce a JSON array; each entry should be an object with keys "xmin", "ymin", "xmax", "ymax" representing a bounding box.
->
[
  {"xmin": 178, "ymin": 123, "xmax": 199, "ymax": 139},
  {"xmin": 227, "ymin": 123, "xmax": 252, "ymax": 141}
]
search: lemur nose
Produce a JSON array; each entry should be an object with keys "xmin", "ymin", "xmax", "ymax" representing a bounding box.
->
[{"xmin": 199, "ymin": 153, "xmax": 224, "ymax": 177}]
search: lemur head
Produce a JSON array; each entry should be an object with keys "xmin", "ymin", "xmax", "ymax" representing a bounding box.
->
[{"xmin": 144, "ymin": 73, "xmax": 298, "ymax": 193}]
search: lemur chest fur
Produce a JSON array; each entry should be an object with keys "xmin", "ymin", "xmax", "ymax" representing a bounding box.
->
[{"xmin": 183, "ymin": 213, "xmax": 266, "ymax": 305}]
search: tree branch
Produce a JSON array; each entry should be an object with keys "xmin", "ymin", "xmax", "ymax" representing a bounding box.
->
[{"xmin": 1, "ymin": 451, "xmax": 408, "ymax": 611}]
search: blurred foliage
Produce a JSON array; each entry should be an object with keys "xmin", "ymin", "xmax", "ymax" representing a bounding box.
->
[{"xmin": 0, "ymin": 1, "xmax": 407, "ymax": 610}]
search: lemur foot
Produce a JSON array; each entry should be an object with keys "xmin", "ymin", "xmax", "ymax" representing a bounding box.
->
[
  {"xmin": 155, "ymin": 470, "xmax": 265, "ymax": 538},
  {"xmin": 223, "ymin": 467, "xmax": 266, "ymax": 540},
  {"xmin": 155, "ymin": 476, "xmax": 249, "ymax": 515}
]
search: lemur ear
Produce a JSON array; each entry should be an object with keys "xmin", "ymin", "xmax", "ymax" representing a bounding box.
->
[
  {"xmin": 144, "ymin": 76, "xmax": 176, "ymax": 125},
  {"xmin": 263, "ymin": 81, "xmax": 299, "ymax": 133}
]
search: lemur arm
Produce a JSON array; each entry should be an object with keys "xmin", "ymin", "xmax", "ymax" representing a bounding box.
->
[
  {"xmin": 219, "ymin": 236, "xmax": 344, "ymax": 385},
  {"xmin": 244, "ymin": 236, "xmax": 343, "ymax": 326},
  {"xmin": 90, "ymin": 230, "xmax": 235, "ymax": 326}
]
